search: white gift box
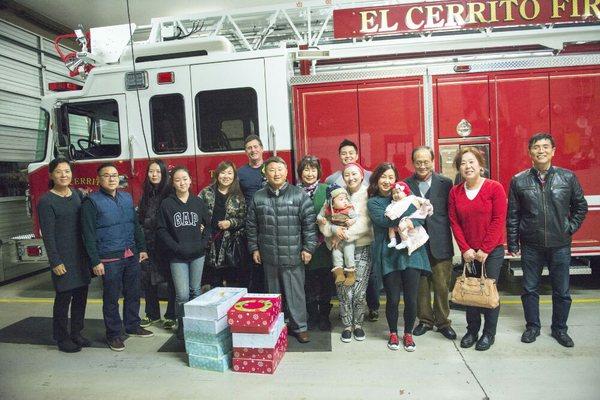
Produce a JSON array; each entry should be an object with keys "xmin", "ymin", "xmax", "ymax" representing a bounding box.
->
[
  {"xmin": 182, "ymin": 314, "xmax": 229, "ymax": 335},
  {"xmin": 184, "ymin": 287, "xmax": 247, "ymax": 320},
  {"xmin": 232, "ymin": 312, "xmax": 285, "ymax": 349}
]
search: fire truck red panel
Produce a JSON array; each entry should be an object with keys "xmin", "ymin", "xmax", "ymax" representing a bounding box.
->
[
  {"xmin": 294, "ymin": 84, "xmax": 360, "ymax": 178},
  {"xmin": 435, "ymin": 75, "xmax": 490, "ymax": 138},
  {"xmin": 549, "ymin": 69, "xmax": 600, "ymax": 196},
  {"xmin": 492, "ymin": 72, "xmax": 550, "ymax": 186},
  {"xmin": 357, "ymin": 79, "xmax": 424, "ymax": 177}
]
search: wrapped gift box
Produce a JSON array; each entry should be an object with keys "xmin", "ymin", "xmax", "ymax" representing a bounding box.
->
[
  {"xmin": 232, "ymin": 329, "xmax": 287, "ymax": 374},
  {"xmin": 185, "ymin": 336, "xmax": 232, "ymax": 358},
  {"xmin": 188, "ymin": 352, "xmax": 231, "ymax": 372},
  {"xmin": 232, "ymin": 312, "xmax": 285, "ymax": 348},
  {"xmin": 182, "ymin": 314, "xmax": 229, "ymax": 335},
  {"xmin": 183, "ymin": 323, "xmax": 231, "ymax": 345},
  {"xmin": 184, "ymin": 287, "xmax": 247, "ymax": 320},
  {"xmin": 233, "ymin": 325, "xmax": 287, "ymax": 360},
  {"xmin": 227, "ymin": 293, "xmax": 282, "ymax": 333}
]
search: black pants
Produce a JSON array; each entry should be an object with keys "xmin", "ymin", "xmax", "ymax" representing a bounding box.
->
[
  {"xmin": 383, "ymin": 268, "xmax": 421, "ymax": 334},
  {"xmin": 143, "ymin": 274, "xmax": 176, "ymax": 321},
  {"xmin": 305, "ymin": 267, "xmax": 334, "ymax": 318},
  {"xmin": 53, "ymin": 285, "xmax": 89, "ymax": 342},
  {"xmin": 366, "ymin": 268, "xmax": 381, "ymax": 312},
  {"xmin": 465, "ymin": 246, "xmax": 504, "ymax": 336}
]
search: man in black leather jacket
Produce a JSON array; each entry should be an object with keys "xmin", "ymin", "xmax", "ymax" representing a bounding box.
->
[
  {"xmin": 247, "ymin": 156, "xmax": 317, "ymax": 343},
  {"xmin": 507, "ymin": 133, "xmax": 587, "ymax": 348}
]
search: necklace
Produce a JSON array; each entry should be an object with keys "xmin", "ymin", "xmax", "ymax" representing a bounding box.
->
[{"xmin": 51, "ymin": 188, "xmax": 71, "ymax": 197}]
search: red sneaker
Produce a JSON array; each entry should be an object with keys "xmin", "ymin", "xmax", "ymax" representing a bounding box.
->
[
  {"xmin": 403, "ymin": 333, "xmax": 416, "ymax": 352},
  {"xmin": 387, "ymin": 332, "xmax": 400, "ymax": 350}
]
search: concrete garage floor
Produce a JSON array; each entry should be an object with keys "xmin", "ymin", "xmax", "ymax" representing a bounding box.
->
[{"xmin": 1, "ymin": 271, "xmax": 600, "ymax": 400}]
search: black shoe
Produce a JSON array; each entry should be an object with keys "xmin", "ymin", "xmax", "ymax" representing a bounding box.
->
[
  {"xmin": 107, "ymin": 336, "xmax": 125, "ymax": 352},
  {"xmin": 58, "ymin": 339, "xmax": 81, "ymax": 353},
  {"xmin": 460, "ymin": 331, "xmax": 478, "ymax": 348},
  {"xmin": 353, "ymin": 327, "xmax": 366, "ymax": 341},
  {"xmin": 126, "ymin": 327, "xmax": 154, "ymax": 337},
  {"xmin": 341, "ymin": 329, "xmax": 352, "ymax": 343},
  {"xmin": 412, "ymin": 323, "xmax": 433, "ymax": 336},
  {"xmin": 367, "ymin": 310, "xmax": 379, "ymax": 322},
  {"xmin": 71, "ymin": 334, "xmax": 92, "ymax": 348},
  {"xmin": 438, "ymin": 326, "xmax": 457, "ymax": 340},
  {"xmin": 521, "ymin": 328, "xmax": 540, "ymax": 344},
  {"xmin": 318, "ymin": 316, "xmax": 332, "ymax": 331},
  {"xmin": 551, "ymin": 331, "xmax": 574, "ymax": 348},
  {"xmin": 475, "ymin": 333, "xmax": 495, "ymax": 351}
]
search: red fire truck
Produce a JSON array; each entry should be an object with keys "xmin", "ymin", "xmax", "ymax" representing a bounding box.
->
[{"xmin": 26, "ymin": 0, "xmax": 600, "ymax": 275}]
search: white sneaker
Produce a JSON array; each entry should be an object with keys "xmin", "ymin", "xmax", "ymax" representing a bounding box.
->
[{"xmin": 395, "ymin": 242, "xmax": 408, "ymax": 250}]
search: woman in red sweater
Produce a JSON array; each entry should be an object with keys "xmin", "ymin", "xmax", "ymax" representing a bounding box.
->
[{"xmin": 448, "ymin": 147, "xmax": 507, "ymax": 351}]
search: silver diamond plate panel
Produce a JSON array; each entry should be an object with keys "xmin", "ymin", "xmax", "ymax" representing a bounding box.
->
[
  {"xmin": 429, "ymin": 54, "xmax": 600, "ymax": 75},
  {"xmin": 290, "ymin": 66, "xmax": 427, "ymax": 86},
  {"xmin": 422, "ymin": 72, "xmax": 434, "ymax": 148}
]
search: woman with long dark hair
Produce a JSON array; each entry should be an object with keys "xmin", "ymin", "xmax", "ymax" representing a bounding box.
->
[
  {"xmin": 38, "ymin": 157, "xmax": 91, "ymax": 352},
  {"xmin": 138, "ymin": 159, "xmax": 177, "ymax": 330},
  {"xmin": 198, "ymin": 161, "xmax": 248, "ymax": 287},
  {"xmin": 157, "ymin": 166, "xmax": 210, "ymax": 338},
  {"xmin": 367, "ymin": 162, "xmax": 431, "ymax": 352}
]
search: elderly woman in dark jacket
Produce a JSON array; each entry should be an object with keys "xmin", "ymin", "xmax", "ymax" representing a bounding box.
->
[
  {"xmin": 199, "ymin": 160, "xmax": 247, "ymax": 288},
  {"xmin": 297, "ymin": 155, "xmax": 333, "ymax": 331},
  {"xmin": 247, "ymin": 156, "xmax": 317, "ymax": 343},
  {"xmin": 138, "ymin": 159, "xmax": 177, "ymax": 330}
]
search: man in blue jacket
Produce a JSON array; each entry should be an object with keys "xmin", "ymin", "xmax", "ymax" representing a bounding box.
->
[{"xmin": 82, "ymin": 163, "xmax": 153, "ymax": 351}]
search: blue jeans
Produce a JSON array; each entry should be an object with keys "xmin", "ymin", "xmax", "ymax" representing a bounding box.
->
[
  {"xmin": 170, "ymin": 256, "xmax": 205, "ymax": 318},
  {"xmin": 102, "ymin": 256, "xmax": 141, "ymax": 340},
  {"xmin": 521, "ymin": 244, "xmax": 572, "ymax": 333}
]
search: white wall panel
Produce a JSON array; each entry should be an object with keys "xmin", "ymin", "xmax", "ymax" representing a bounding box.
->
[{"xmin": 0, "ymin": 19, "xmax": 75, "ymax": 163}]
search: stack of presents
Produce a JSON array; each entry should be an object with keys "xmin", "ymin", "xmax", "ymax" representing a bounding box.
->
[{"xmin": 182, "ymin": 287, "xmax": 288, "ymax": 374}]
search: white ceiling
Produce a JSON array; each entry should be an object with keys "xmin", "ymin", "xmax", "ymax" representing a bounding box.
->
[{"xmin": 13, "ymin": 0, "xmax": 372, "ymax": 31}]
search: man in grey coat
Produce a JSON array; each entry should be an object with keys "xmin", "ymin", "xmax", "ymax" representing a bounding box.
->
[
  {"xmin": 247, "ymin": 156, "xmax": 317, "ymax": 343},
  {"xmin": 405, "ymin": 146, "xmax": 457, "ymax": 340}
]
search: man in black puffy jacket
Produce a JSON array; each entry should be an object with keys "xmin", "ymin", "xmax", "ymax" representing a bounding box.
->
[
  {"xmin": 247, "ymin": 156, "xmax": 317, "ymax": 343},
  {"xmin": 507, "ymin": 133, "xmax": 588, "ymax": 348}
]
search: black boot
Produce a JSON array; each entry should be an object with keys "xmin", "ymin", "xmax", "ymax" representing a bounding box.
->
[
  {"xmin": 306, "ymin": 301, "xmax": 319, "ymax": 331},
  {"xmin": 318, "ymin": 302, "xmax": 332, "ymax": 331}
]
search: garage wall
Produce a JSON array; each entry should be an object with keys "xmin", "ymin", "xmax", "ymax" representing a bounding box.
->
[{"xmin": 0, "ymin": 19, "xmax": 78, "ymax": 163}]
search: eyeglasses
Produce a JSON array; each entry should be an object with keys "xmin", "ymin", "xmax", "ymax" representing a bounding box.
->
[
  {"xmin": 414, "ymin": 161, "xmax": 432, "ymax": 167},
  {"xmin": 100, "ymin": 174, "xmax": 119, "ymax": 179}
]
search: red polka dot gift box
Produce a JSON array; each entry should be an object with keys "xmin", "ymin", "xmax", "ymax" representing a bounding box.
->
[
  {"xmin": 232, "ymin": 325, "xmax": 288, "ymax": 375},
  {"xmin": 227, "ymin": 293, "xmax": 282, "ymax": 334}
]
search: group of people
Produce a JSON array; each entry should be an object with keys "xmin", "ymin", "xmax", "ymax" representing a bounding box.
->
[{"xmin": 38, "ymin": 132, "xmax": 587, "ymax": 354}]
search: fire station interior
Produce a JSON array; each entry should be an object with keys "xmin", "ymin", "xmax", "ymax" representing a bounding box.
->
[{"xmin": 1, "ymin": 1, "xmax": 600, "ymax": 400}]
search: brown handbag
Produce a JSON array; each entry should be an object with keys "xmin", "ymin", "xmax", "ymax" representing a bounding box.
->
[{"xmin": 451, "ymin": 261, "xmax": 500, "ymax": 309}]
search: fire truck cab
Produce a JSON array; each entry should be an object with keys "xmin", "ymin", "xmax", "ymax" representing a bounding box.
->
[{"xmin": 27, "ymin": 1, "xmax": 600, "ymax": 275}]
